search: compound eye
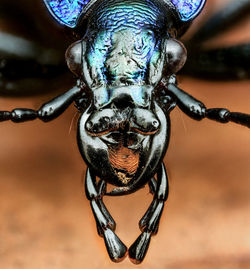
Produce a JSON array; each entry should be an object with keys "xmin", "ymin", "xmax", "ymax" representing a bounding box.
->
[
  {"xmin": 165, "ymin": 39, "xmax": 187, "ymax": 74},
  {"xmin": 65, "ymin": 40, "xmax": 82, "ymax": 77}
]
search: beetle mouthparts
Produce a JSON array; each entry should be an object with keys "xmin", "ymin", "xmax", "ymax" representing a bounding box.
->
[{"xmin": 108, "ymin": 144, "xmax": 140, "ymax": 184}]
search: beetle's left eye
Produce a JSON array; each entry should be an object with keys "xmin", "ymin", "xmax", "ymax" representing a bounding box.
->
[
  {"xmin": 66, "ymin": 40, "xmax": 83, "ymax": 77},
  {"xmin": 165, "ymin": 38, "xmax": 187, "ymax": 74}
]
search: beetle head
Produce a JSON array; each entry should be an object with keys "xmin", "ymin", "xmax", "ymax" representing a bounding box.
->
[{"xmin": 69, "ymin": 30, "xmax": 186, "ymax": 190}]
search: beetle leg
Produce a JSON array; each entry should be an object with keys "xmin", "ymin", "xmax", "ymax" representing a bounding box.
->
[
  {"xmin": 85, "ymin": 169, "xmax": 127, "ymax": 262},
  {"xmin": 148, "ymin": 177, "xmax": 157, "ymax": 195},
  {"xmin": 128, "ymin": 163, "xmax": 169, "ymax": 264},
  {"xmin": 205, "ymin": 108, "xmax": 250, "ymax": 128},
  {"xmin": 164, "ymin": 79, "xmax": 250, "ymax": 128},
  {"xmin": 0, "ymin": 83, "xmax": 84, "ymax": 123},
  {"xmin": 165, "ymin": 79, "xmax": 207, "ymax": 121}
]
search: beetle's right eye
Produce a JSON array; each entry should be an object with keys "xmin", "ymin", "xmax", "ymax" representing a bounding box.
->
[
  {"xmin": 65, "ymin": 41, "xmax": 83, "ymax": 77},
  {"xmin": 165, "ymin": 38, "xmax": 187, "ymax": 74}
]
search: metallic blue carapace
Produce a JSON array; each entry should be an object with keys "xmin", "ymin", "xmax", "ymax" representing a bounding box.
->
[
  {"xmin": 171, "ymin": 0, "xmax": 206, "ymax": 21},
  {"xmin": 43, "ymin": 0, "xmax": 91, "ymax": 27}
]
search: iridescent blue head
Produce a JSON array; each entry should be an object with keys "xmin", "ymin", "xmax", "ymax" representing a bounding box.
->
[{"xmin": 43, "ymin": 0, "xmax": 207, "ymax": 28}]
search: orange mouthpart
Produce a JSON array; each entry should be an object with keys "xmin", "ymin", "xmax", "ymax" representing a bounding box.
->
[{"xmin": 108, "ymin": 145, "xmax": 140, "ymax": 184}]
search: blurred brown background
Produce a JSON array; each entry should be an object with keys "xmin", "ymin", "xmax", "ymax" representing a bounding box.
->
[{"xmin": 0, "ymin": 0, "xmax": 249, "ymax": 268}]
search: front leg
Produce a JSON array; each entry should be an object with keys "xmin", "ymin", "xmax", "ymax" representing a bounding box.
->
[
  {"xmin": 85, "ymin": 169, "xmax": 127, "ymax": 262},
  {"xmin": 0, "ymin": 83, "xmax": 84, "ymax": 123},
  {"xmin": 163, "ymin": 78, "xmax": 250, "ymax": 128},
  {"xmin": 128, "ymin": 163, "xmax": 169, "ymax": 264}
]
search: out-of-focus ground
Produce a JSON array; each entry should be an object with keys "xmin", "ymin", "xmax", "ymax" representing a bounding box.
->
[{"xmin": 0, "ymin": 0, "xmax": 250, "ymax": 268}]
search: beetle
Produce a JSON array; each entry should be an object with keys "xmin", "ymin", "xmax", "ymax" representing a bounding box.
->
[{"xmin": 0, "ymin": 0, "xmax": 249, "ymax": 265}]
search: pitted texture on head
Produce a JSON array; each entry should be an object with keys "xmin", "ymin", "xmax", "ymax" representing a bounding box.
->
[
  {"xmin": 82, "ymin": 0, "xmax": 172, "ymax": 92},
  {"xmin": 87, "ymin": 0, "xmax": 168, "ymax": 32}
]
